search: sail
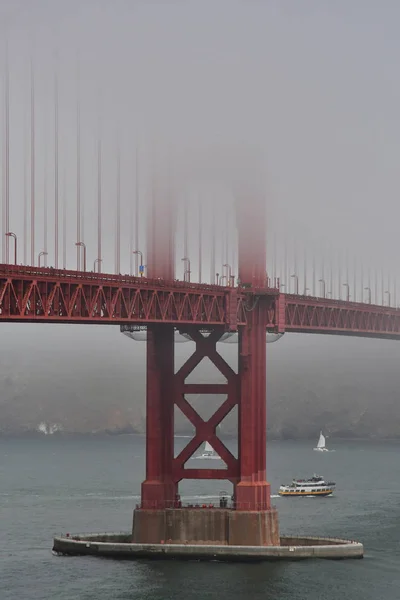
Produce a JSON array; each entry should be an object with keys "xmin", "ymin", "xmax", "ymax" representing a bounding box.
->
[
  {"xmin": 204, "ymin": 441, "xmax": 213, "ymax": 453},
  {"xmin": 317, "ymin": 432, "xmax": 326, "ymax": 449}
]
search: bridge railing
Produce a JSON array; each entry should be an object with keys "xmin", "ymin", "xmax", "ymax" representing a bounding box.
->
[
  {"xmin": 285, "ymin": 292, "xmax": 400, "ymax": 312},
  {"xmin": 0, "ymin": 263, "xmax": 227, "ymax": 293},
  {"xmin": 0, "ymin": 263, "xmax": 281, "ymax": 294}
]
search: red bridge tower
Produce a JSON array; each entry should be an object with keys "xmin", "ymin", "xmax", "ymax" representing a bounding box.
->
[{"xmin": 132, "ymin": 176, "xmax": 279, "ymax": 546}]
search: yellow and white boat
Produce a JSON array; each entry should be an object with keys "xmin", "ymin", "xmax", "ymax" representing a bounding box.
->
[{"xmin": 279, "ymin": 474, "xmax": 335, "ymax": 497}]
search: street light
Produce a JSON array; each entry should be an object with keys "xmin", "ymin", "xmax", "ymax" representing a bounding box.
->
[
  {"xmin": 280, "ymin": 283, "xmax": 285, "ymax": 292},
  {"xmin": 94, "ymin": 258, "xmax": 102, "ymax": 273},
  {"xmin": 215, "ymin": 272, "xmax": 220, "ymax": 285},
  {"xmin": 364, "ymin": 286, "xmax": 371, "ymax": 304},
  {"xmin": 291, "ymin": 274, "xmax": 299, "ymax": 294},
  {"xmin": 133, "ymin": 250, "xmax": 144, "ymax": 277},
  {"xmin": 385, "ymin": 290, "xmax": 391, "ymax": 306},
  {"xmin": 343, "ymin": 282, "xmax": 350, "ymax": 302},
  {"xmin": 75, "ymin": 241, "xmax": 86, "ymax": 272},
  {"xmin": 219, "ymin": 275, "xmax": 227, "ymax": 286},
  {"xmin": 223, "ymin": 263, "xmax": 232, "ymax": 286},
  {"xmin": 5, "ymin": 232, "xmax": 17, "ymax": 265},
  {"xmin": 319, "ymin": 278, "xmax": 326, "ymax": 298},
  {"xmin": 181, "ymin": 257, "xmax": 191, "ymax": 282},
  {"xmin": 38, "ymin": 251, "xmax": 48, "ymax": 267}
]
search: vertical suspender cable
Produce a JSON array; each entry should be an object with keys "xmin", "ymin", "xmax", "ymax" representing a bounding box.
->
[
  {"xmin": 43, "ymin": 112, "xmax": 47, "ymax": 265},
  {"xmin": 116, "ymin": 140, "xmax": 121, "ymax": 274},
  {"xmin": 63, "ymin": 166, "xmax": 66, "ymax": 269},
  {"xmin": 129, "ymin": 153, "xmax": 133, "ymax": 276},
  {"xmin": 97, "ymin": 136, "xmax": 102, "ymax": 272},
  {"xmin": 312, "ymin": 251, "xmax": 316, "ymax": 297},
  {"xmin": 23, "ymin": 84, "xmax": 28, "ymax": 265},
  {"xmin": 183, "ymin": 195, "xmax": 188, "ymax": 262},
  {"xmin": 198, "ymin": 193, "xmax": 202, "ymax": 283},
  {"xmin": 76, "ymin": 59, "xmax": 81, "ymax": 270},
  {"xmin": 30, "ymin": 57, "xmax": 35, "ymax": 266},
  {"xmin": 54, "ymin": 60, "xmax": 59, "ymax": 268},
  {"xmin": 5, "ymin": 40, "xmax": 9, "ymax": 263},
  {"xmin": 2, "ymin": 60, "xmax": 4, "ymax": 263},
  {"xmin": 134, "ymin": 147, "xmax": 139, "ymax": 275},
  {"xmin": 353, "ymin": 257, "xmax": 357, "ymax": 303},
  {"xmin": 210, "ymin": 201, "xmax": 215, "ymax": 284},
  {"xmin": 2, "ymin": 40, "xmax": 9, "ymax": 263}
]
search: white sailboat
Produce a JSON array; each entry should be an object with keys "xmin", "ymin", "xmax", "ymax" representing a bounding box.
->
[
  {"xmin": 194, "ymin": 441, "xmax": 221, "ymax": 460},
  {"xmin": 313, "ymin": 431, "xmax": 329, "ymax": 452}
]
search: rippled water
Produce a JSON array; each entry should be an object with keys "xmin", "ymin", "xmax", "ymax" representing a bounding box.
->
[{"xmin": 1, "ymin": 435, "xmax": 399, "ymax": 599}]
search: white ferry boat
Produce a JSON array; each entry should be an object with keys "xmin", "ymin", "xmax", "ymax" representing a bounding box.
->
[{"xmin": 279, "ymin": 474, "xmax": 335, "ymax": 497}]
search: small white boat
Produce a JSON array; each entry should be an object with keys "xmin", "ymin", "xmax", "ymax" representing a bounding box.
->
[
  {"xmin": 194, "ymin": 441, "xmax": 221, "ymax": 460},
  {"xmin": 313, "ymin": 431, "xmax": 329, "ymax": 452}
]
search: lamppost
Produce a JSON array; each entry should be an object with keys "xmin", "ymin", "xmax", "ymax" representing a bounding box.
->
[
  {"xmin": 215, "ymin": 272, "xmax": 220, "ymax": 285},
  {"xmin": 5, "ymin": 232, "xmax": 17, "ymax": 265},
  {"xmin": 133, "ymin": 250, "xmax": 144, "ymax": 276},
  {"xmin": 291, "ymin": 274, "xmax": 299, "ymax": 294},
  {"xmin": 343, "ymin": 282, "xmax": 350, "ymax": 302},
  {"xmin": 223, "ymin": 263, "xmax": 232, "ymax": 286},
  {"xmin": 385, "ymin": 290, "xmax": 391, "ymax": 306},
  {"xmin": 319, "ymin": 278, "xmax": 326, "ymax": 298},
  {"xmin": 38, "ymin": 251, "xmax": 48, "ymax": 267},
  {"xmin": 280, "ymin": 283, "xmax": 285, "ymax": 292},
  {"xmin": 75, "ymin": 241, "xmax": 86, "ymax": 272},
  {"xmin": 94, "ymin": 258, "xmax": 102, "ymax": 273},
  {"xmin": 219, "ymin": 275, "xmax": 227, "ymax": 286},
  {"xmin": 364, "ymin": 286, "xmax": 371, "ymax": 304},
  {"xmin": 181, "ymin": 257, "xmax": 191, "ymax": 282}
]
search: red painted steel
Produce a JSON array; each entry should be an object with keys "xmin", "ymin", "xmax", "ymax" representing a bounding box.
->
[
  {"xmin": 236, "ymin": 296, "xmax": 271, "ymax": 511},
  {"xmin": 1, "ymin": 265, "xmax": 400, "ymax": 339},
  {"xmin": 141, "ymin": 326, "xmax": 241, "ymax": 509},
  {"xmin": 236, "ymin": 191, "xmax": 267, "ymax": 288},
  {"xmin": 0, "ymin": 264, "xmax": 246, "ymax": 327},
  {"xmin": 147, "ymin": 168, "xmax": 176, "ymax": 280},
  {"xmin": 172, "ymin": 328, "xmax": 239, "ymax": 487},
  {"xmin": 141, "ymin": 325, "xmax": 177, "ymax": 509},
  {"xmin": 284, "ymin": 294, "xmax": 400, "ymax": 339}
]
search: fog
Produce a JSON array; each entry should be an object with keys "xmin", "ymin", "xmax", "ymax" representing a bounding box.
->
[{"xmin": 1, "ymin": 1, "xmax": 400, "ymax": 436}]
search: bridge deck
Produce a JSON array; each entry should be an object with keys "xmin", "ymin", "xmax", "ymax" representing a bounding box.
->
[{"xmin": 0, "ymin": 264, "xmax": 399, "ymax": 339}]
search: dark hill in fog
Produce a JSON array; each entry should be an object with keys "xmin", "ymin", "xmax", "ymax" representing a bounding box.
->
[{"xmin": 1, "ymin": 323, "xmax": 400, "ymax": 439}]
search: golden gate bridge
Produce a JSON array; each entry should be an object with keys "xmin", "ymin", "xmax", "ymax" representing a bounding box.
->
[{"xmin": 1, "ymin": 31, "xmax": 399, "ymax": 548}]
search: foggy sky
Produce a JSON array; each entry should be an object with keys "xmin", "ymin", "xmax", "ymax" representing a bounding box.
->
[
  {"xmin": 1, "ymin": 1, "xmax": 400, "ymax": 277},
  {"xmin": 1, "ymin": 2, "xmax": 400, "ymax": 346}
]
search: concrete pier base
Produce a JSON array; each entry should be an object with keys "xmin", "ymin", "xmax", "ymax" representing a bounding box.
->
[
  {"xmin": 132, "ymin": 507, "xmax": 280, "ymax": 546},
  {"xmin": 53, "ymin": 533, "xmax": 364, "ymax": 561}
]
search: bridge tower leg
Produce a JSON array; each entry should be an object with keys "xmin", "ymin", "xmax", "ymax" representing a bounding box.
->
[{"xmin": 230, "ymin": 187, "xmax": 279, "ymax": 543}]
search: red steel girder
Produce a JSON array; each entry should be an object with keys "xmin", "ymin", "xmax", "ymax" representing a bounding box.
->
[
  {"xmin": 173, "ymin": 327, "xmax": 239, "ymax": 484},
  {"xmin": 284, "ymin": 295, "xmax": 400, "ymax": 339},
  {"xmin": 2, "ymin": 265, "xmax": 400, "ymax": 340},
  {"xmin": 0, "ymin": 264, "xmax": 247, "ymax": 328}
]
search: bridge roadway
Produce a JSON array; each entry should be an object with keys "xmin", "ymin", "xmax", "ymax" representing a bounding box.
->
[{"xmin": 0, "ymin": 264, "xmax": 399, "ymax": 340}]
